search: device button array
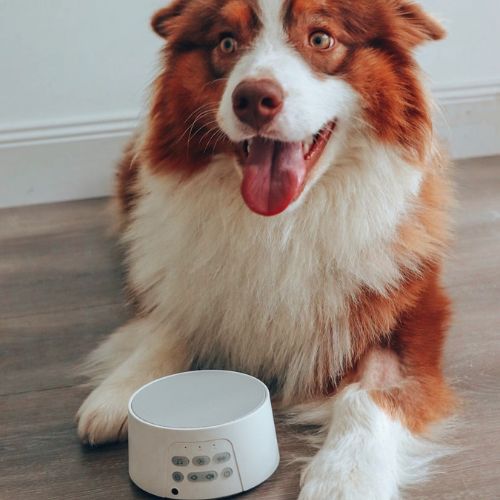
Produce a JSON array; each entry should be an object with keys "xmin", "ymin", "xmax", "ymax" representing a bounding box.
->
[
  {"xmin": 213, "ymin": 452, "xmax": 231, "ymax": 464},
  {"xmin": 188, "ymin": 471, "xmax": 219, "ymax": 482},
  {"xmin": 192, "ymin": 455, "xmax": 211, "ymax": 466},
  {"xmin": 172, "ymin": 456, "xmax": 189, "ymax": 467}
]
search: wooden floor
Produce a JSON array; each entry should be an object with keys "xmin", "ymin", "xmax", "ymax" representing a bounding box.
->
[{"xmin": 1, "ymin": 157, "xmax": 499, "ymax": 500}]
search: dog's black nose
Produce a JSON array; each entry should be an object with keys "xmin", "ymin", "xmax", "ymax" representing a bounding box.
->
[{"xmin": 232, "ymin": 79, "xmax": 284, "ymax": 130}]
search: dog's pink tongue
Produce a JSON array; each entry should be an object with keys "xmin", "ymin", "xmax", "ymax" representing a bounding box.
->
[{"xmin": 241, "ymin": 138, "xmax": 306, "ymax": 216}]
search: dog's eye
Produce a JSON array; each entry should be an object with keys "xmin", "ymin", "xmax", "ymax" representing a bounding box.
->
[
  {"xmin": 220, "ymin": 37, "xmax": 238, "ymax": 54},
  {"xmin": 309, "ymin": 31, "xmax": 335, "ymax": 50}
]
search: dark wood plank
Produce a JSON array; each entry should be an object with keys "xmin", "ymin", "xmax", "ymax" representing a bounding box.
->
[
  {"xmin": 0, "ymin": 305, "xmax": 129, "ymax": 396},
  {"xmin": 0, "ymin": 199, "xmax": 125, "ymax": 319},
  {"xmin": 0, "ymin": 387, "xmax": 299, "ymax": 500},
  {"xmin": 1, "ymin": 157, "xmax": 499, "ymax": 499},
  {"xmin": 415, "ymin": 157, "xmax": 500, "ymax": 500}
]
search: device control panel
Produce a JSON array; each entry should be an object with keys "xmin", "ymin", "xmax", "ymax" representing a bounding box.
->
[{"xmin": 167, "ymin": 439, "xmax": 242, "ymax": 499}]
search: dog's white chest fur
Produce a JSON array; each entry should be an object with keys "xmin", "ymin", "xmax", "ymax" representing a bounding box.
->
[{"xmin": 125, "ymin": 143, "xmax": 421, "ymax": 401}]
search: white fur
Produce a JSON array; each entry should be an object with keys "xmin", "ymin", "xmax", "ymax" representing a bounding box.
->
[
  {"xmin": 122, "ymin": 133, "xmax": 422, "ymax": 404},
  {"xmin": 74, "ymin": 3, "xmax": 448, "ymax": 497},
  {"xmin": 298, "ymin": 385, "xmax": 449, "ymax": 500},
  {"xmin": 77, "ymin": 316, "xmax": 190, "ymax": 444},
  {"xmin": 217, "ymin": 0, "xmax": 357, "ymax": 144}
]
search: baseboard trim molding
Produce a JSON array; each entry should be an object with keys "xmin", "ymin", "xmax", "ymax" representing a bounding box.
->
[
  {"xmin": 434, "ymin": 80, "xmax": 500, "ymax": 160},
  {"xmin": 434, "ymin": 79, "xmax": 500, "ymax": 105},
  {"xmin": 0, "ymin": 113, "xmax": 139, "ymax": 148},
  {"xmin": 1, "ymin": 81, "xmax": 499, "ymax": 208}
]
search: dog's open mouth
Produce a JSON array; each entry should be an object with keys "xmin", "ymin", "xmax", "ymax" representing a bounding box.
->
[{"xmin": 238, "ymin": 121, "xmax": 336, "ymax": 216}]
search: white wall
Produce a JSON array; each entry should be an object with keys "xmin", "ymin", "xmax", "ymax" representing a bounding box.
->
[
  {"xmin": 0, "ymin": 0, "xmax": 165, "ymax": 126},
  {"xmin": 416, "ymin": 0, "xmax": 500, "ymax": 162},
  {"xmin": 417, "ymin": 0, "xmax": 500, "ymax": 87},
  {"xmin": 1, "ymin": 0, "xmax": 499, "ymax": 208}
]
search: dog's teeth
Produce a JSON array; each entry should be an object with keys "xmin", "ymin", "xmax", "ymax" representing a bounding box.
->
[
  {"xmin": 303, "ymin": 136, "xmax": 314, "ymax": 155},
  {"xmin": 244, "ymin": 139, "xmax": 253, "ymax": 155}
]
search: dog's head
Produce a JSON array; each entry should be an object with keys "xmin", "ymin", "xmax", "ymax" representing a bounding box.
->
[{"xmin": 147, "ymin": 0, "xmax": 444, "ymax": 216}]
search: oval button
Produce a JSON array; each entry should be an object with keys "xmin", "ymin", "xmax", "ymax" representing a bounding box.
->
[
  {"xmin": 188, "ymin": 471, "xmax": 218, "ymax": 482},
  {"xmin": 172, "ymin": 456, "xmax": 189, "ymax": 467},
  {"xmin": 192, "ymin": 455, "xmax": 211, "ymax": 466},
  {"xmin": 213, "ymin": 452, "xmax": 231, "ymax": 464}
]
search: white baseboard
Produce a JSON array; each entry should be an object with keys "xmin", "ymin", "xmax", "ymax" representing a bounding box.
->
[
  {"xmin": 0, "ymin": 113, "xmax": 136, "ymax": 209},
  {"xmin": 434, "ymin": 79, "xmax": 500, "ymax": 160},
  {"xmin": 1, "ymin": 82, "xmax": 499, "ymax": 209}
]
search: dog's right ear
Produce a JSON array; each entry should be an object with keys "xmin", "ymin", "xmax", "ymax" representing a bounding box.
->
[{"xmin": 151, "ymin": 0, "xmax": 188, "ymax": 39}]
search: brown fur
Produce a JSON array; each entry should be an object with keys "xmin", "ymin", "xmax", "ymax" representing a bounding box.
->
[
  {"xmin": 345, "ymin": 262, "xmax": 455, "ymax": 432},
  {"xmin": 137, "ymin": 0, "xmax": 445, "ymax": 178},
  {"xmin": 116, "ymin": 138, "xmax": 140, "ymax": 217},
  {"xmin": 115, "ymin": 0, "xmax": 454, "ymax": 447},
  {"xmin": 117, "ymin": 0, "xmax": 454, "ymax": 419}
]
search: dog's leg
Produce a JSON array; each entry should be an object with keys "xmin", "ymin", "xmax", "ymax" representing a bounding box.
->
[
  {"xmin": 80, "ymin": 318, "xmax": 150, "ymax": 385},
  {"xmin": 299, "ymin": 275, "xmax": 454, "ymax": 500},
  {"xmin": 77, "ymin": 318, "xmax": 190, "ymax": 445}
]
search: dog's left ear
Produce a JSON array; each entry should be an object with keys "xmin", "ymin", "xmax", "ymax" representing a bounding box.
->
[
  {"xmin": 393, "ymin": 0, "xmax": 446, "ymax": 47},
  {"xmin": 152, "ymin": 0, "xmax": 188, "ymax": 39}
]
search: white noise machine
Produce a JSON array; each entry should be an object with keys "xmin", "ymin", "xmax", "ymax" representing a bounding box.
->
[{"xmin": 128, "ymin": 370, "xmax": 280, "ymax": 499}]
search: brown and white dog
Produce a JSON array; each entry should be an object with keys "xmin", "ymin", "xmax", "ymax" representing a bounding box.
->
[{"xmin": 77, "ymin": 1, "xmax": 455, "ymax": 498}]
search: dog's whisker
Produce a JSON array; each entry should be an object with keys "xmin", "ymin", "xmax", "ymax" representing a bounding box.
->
[
  {"xmin": 186, "ymin": 107, "xmax": 219, "ymax": 126},
  {"xmin": 183, "ymin": 102, "xmax": 219, "ymax": 125},
  {"xmin": 178, "ymin": 111, "xmax": 219, "ymax": 149},
  {"xmin": 202, "ymin": 78, "xmax": 229, "ymax": 91},
  {"xmin": 203, "ymin": 128, "xmax": 225, "ymax": 153},
  {"xmin": 187, "ymin": 119, "xmax": 221, "ymax": 152},
  {"xmin": 170, "ymin": 110, "xmax": 217, "ymax": 148},
  {"xmin": 211, "ymin": 131, "xmax": 228, "ymax": 154},
  {"xmin": 198, "ymin": 123, "xmax": 224, "ymax": 148}
]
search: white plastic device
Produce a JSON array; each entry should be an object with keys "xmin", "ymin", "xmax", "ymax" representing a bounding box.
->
[{"xmin": 128, "ymin": 371, "xmax": 280, "ymax": 499}]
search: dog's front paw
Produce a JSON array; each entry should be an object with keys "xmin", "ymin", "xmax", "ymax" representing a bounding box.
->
[
  {"xmin": 76, "ymin": 384, "xmax": 130, "ymax": 445},
  {"xmin": 299, "ymin": 451, "xmax": 396, "ymax": 500}
]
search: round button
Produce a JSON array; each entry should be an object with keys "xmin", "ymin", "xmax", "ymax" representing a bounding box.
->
[
  {"xmin": 172, "ymin": 472, "xmax": 184, "ymax": 483},
  {"xmin": 188, "ymin": 473, "xmax": 199, "ymax": 482},
  {"xmin": 222, "ymin": 468, "xmax": 233, "ymax": 479}
]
